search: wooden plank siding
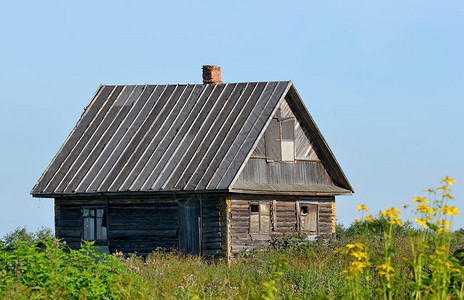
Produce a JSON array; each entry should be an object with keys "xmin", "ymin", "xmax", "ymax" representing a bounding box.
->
[{"xmin": 237, "ymin": 159, "xmax": 333, "ymax": 186}]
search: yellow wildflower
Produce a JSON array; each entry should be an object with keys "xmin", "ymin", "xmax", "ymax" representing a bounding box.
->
[
  {"xmin": 439, "ymin": 205, "xmax": 459, "ymax": 216},
  {"xmin": 357, "ymin": 204, "xmax": 369, "ymax": 211},
  {"xmin": 351, "ymin": 261, "xmax": 368, "ymax": 272},
  {"xmin": 417, "ymin": 204, "xmax": 434, "ymax": 215},
  {"xmin": 378, "ymin": 263, "xmax": 395, "ymax": 278},
  {"xmin": 435, "ymin": 246, "xmax": 447, "ymax": 255},
  {"xmin": 442, "ymin": 193, "xmax": 454, "ymax": 199},
  {"xmin": 350, "ymin": 251, "xmax": 368, "ymax": 261},
  {"xmin": 380, "ymin": 207, "xmax": 403, "ymax": 227},
  {"xmin": 363, "ymin": 215, "xmax": 375, "ymax": 223},
  {"xmin": 412, "ymin": 196, "xmax": 429, "ymax": 204},
  {"xmin": 424, "ymin": 189, "xmax": 435, "ymax": 193},
  {"xmin": 437, "ymin": 220, "xmax": 451, "ymax": 227},
  {"xmin": 442, "ymin": 176, "xmax": 457, "ymax": 186},
  {"xmin": 333, "ymin": 247, "xmax": 348, "ymax": 254},
  {"xmin": 414, "ymin": 218, "xmax": 428, "ymax": 228},
  {"xmin": 437, "ymin": 227, "xmax": 450, "ymax": 233},
  {"xmin": 425, "ymin": 285, "xmax": 434, "ymax": 294},
  {"xmin": 346, "ymin": 242, "xmax": 365, "ymax": 249},
  {"xmin": 437, "ymin": 185, "xmax": 451, "ymax": 191}
]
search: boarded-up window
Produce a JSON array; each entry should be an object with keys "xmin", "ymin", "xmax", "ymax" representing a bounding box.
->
[
  {"xmin": 82, "ymin": 208, "xmax": 107, "ymax": 241},
  {"xmin": 264, "ymin": 118, "xmax": 295, "ymax": 162},
  {"xmin": 299, "ymin": 203, "xmax": 318, "ymax": 235},
  {"xmin": 281, "ymin": 119, "xmax": 295, "ymax": 161},
  {"xmin": 249, "ymin": 202, "xmax": 271, "ymax": 234}
]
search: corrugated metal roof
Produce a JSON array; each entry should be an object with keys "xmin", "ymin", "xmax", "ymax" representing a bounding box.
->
[{"xmin": 32, "ymin": 82, "xmax": 292, "ymax": 195}]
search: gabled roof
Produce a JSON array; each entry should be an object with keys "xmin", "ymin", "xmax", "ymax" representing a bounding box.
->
[{"xmin": 31, "ymin": 81, "xmax": 353, "ymax": 197}]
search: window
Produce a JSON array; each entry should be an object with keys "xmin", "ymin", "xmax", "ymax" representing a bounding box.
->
[
  {"xmin": 82, "ymin": 208, "xmax": 107, "ymax": 241},
  {"xmin": 300, "ymin": 206, "xmax": 309, "ymax": 216},
  {"xmin": 265, "ymin": 118, "xmax": 295, "ymax": 162},
  {"xmin": 249, "ymin": 203, "xmax": 270, "ymax": 235}
]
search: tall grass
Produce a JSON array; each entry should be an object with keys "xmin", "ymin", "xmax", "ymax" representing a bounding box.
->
[{"xmin": 1, "ymin": 177, "xmax": 462, "ymax": 299}]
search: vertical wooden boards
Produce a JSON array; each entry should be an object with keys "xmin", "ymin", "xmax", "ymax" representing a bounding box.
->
[
  {"xmin": 265, "ymin": 119, "xmax": 281, "ymax": 162},
  {"xmin": 178, "ymin": 199, "xmax": 200, "ymax": 255},
  {"xmin": 249, "ymin": 208, "xmax": 259, "ymax": 234},
  {"xmin": 299, "ymin": 203, "xmax": 318, "ymax": 234},
  {"xmin": 259, "ymin": 202, "xmax": 271, "ymax": 234},
  {"xmin": 236, "ymin": 159, "xmax": 333, "ymax": 185}
]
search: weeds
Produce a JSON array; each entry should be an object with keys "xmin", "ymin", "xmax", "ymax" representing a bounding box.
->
[{"xmin": 1, "ymin": 177, "xmax": 463, "ymax": 299}]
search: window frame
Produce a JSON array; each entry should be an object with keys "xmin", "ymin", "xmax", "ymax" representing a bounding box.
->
[{"xmin": 81, "ymin": 206, "xmax": 108, "ymax": 244}]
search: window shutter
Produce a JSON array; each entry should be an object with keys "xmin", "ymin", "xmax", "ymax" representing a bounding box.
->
[
  {"xmin": 259, "ymin": 203, "xmax": 271, "ymax": 234},
  {"xmin": 265, "ymin": 119, "xmax": 281, "ymax": 162},
  {"xmin": 281, "ymin": 119, "xmax": 295, "ymax": 162}
]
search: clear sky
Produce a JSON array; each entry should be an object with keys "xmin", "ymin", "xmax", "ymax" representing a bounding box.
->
[{"xmin": 1, "ymin": 1, "xmax": 463, "ymax": 237}]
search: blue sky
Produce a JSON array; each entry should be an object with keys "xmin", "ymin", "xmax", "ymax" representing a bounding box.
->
[{"xmin": 1, "ymin": 1, "xmax": 463, "ymax": 237}]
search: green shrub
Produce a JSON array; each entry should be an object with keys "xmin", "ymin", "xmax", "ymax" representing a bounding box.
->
[{"xmin": 0, "ymin": 240, "xmax": 146, "ymax": 299}]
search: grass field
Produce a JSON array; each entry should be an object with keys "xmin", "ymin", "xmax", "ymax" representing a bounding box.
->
[{"xmin": 1, "ymin": 178, "xmax": 462, "ymax": 299}]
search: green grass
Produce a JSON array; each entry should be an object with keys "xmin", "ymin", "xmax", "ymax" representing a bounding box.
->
[{"xmin": 1, "ymin": 227, "xmax": 464, "ymax": 299}]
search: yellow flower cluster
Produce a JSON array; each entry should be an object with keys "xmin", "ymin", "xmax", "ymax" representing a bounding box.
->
[
  {"xmin": 363, "ymin": 214, "xmax": 376, "ymax": 223},
  {"xmin": 377, "ymin": 263, "xmax": 395, "ymax": 278},
  {"xmin": 412, "ymin": 196, "xmax": 429, "ymax": 204},
  {"xmin": 411, "ymin": 177, "xmax": 458, "ymax": 232},
  {"xmin": 334, "ymin": 242, "xmax": 370, "ymax": 280},
  {"xmin": 439, "ymin": 205, "xmax": 459, "ymax": 216},
  {"xmin": 379, "ymin": 207, "xmax": 402, "ymax": 227},
  {"xmin": 442, "ymin": 176, "xmax": 456, "ymax": 186},
  {"xmin": 356, "ymin": 204, "xmax": 369, "ymax": 211}
]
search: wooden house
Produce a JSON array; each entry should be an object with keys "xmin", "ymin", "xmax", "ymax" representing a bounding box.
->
[{"xmin": 31, "ymin": 66, "xmax": 353, "ymax": 259}]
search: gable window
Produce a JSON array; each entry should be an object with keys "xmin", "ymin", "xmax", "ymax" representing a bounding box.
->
[
  {"xmin": 249, "ymin": 202, "xmax": 271, "ymax": 235},
  {"xmin": 82, "ymin": 208, "xmax": 107, "ymax": 241},
  {"xmin": 265, "ymin": 118, "xmax": 295, "ymax": 162}
]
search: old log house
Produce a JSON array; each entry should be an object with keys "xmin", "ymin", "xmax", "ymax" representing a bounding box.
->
[{"xmin": 31, "ymin": 66, "xmax": 353, "ymax": 259}]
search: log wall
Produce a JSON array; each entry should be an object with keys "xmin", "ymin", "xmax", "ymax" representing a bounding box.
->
[
  {"xmin": 228, "ymin": 194, "xmax": 335, "ymax": 257},
  {"xmin": 54, "ymin": 194, "xmax": 227, "ymax": 257}
]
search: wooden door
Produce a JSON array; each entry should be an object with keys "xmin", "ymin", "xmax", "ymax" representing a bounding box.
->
[
  {"xmin": 178, "ymin": 199, "xmax": 200, "ymax": 255},
  {"xmin": 298, "ymin": 202, "xmax": 318, "ymax": 235}
]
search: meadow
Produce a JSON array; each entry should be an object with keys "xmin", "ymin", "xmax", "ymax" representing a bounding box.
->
[{"xmin": 1, "ymin": 177, "xmax": 462, "ymax": 299}]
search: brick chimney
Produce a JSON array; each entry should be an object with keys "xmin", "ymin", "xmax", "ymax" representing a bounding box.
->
[{"xmin": 202, "ymin": 65, "xmax": 223, "ymax": 84}]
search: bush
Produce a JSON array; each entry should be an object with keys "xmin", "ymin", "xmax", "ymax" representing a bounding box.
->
[{"xmin": 0, "ymin": 240, "xmax": 146, "ymax": 299}]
